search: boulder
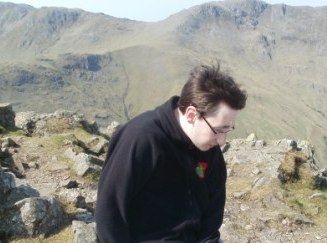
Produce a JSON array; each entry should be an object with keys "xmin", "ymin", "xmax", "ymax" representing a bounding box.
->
[
  {"xmin": 0, "ymin": 167, "xmax": 16, "ymax": 200},
  {"xmin": 72, "ymin": 220, "xmax": 97, "ymax": 243},
  {"xmin": 15, "ymin": 111, "xmax": 39, "ymax": 135},
  {"xmin": 1, "ymin": 137, "xmax": 18, "ymax": 149},
  {"xmin": 1, "ymin": 196, "xmax": 67, "ymax": 237},
  {"xmin": 106, "ymin": 120, "xmax": 120, "ymax": 136},
  {"xmin": 246, "ymin": 133, "xmax": 257, "ymax": 142},
  {"xmin": 74, "ymin": 153, "xmax": 102, "ymax": 177},
  {"xmin": 0, "ymin": 103, "xmax": 15, "ymax": 130},
  {"xmin": 86, "ymin": 137, "xmax": 108, "ymax": 155}
]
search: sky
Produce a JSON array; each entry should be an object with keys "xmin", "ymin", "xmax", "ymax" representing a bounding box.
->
[{"xmin": 4, "ymin": 0, "xmax": 327, "ymax": 22}]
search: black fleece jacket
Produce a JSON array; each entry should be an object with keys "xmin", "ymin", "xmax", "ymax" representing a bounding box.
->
[{"xmin": 95, "ymin": 96, "xmax": 227, "ymax": 243}]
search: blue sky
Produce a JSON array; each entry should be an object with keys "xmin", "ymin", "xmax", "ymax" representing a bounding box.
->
[{"xmin": 4, "ymin": 0, "xmax": 327, "ymax": 21}]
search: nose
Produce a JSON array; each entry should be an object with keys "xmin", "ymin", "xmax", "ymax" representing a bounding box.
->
[{"xmin": 216, "ymin": 133, "xmax": 227, "ymax": 146}]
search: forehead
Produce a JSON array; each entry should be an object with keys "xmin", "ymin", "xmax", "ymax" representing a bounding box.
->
[{"xmin": 208, "ymin": 102, "xmax": 238, "ymax": 123}]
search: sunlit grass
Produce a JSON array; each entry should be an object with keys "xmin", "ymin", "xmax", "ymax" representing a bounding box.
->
[{"xmin": 278, "ymin": 151, "xmax": 327, "ymax": 225}]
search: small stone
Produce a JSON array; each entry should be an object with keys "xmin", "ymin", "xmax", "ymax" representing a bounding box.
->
[
  {"xmin": 1, "ymin": 137, "xmax": 18, "ymax": 149},
  {"xmin": 245, "ymin": 225, "xmax": 253, "ymax": 230},
  {"xmin": 28, "ymin": 162, "xmax": 39, "ymax": 169},
  {"xmin": 255, "ymin": 140, "xmax": 266, "ymax": 148},
  {"xmin": 252, "ymin": 167, "xmax": 261, "ymax": 175},
  {"xmin": 319, "ymin": 168, "xmax": 327, "ymax": 176},
  {"xmin": 282, "ymin": 219, "xmax": 288, "ymax": 225},
  {"xmin": 240, "ymin": 204, "xmax": 250, "ymax": 211},
  {"xmin": 258, "ymin": 217, "xmax": 271, "ymax": 223},
  {"xmin": 227, "ymin": 168, "xmax": 233, "ymax": 177},
  {"xmin": 309, "ymin": 193, "xmax": 324, "ymax": 199},
  {"xmin": 246, "ymin": 133, "xmax": 256, "ymax": 142},
  {"xmin": 294, "ymin": 214, "xmax": 314, "ymax": 225},
  {"xmin": 232, "ymin": 191, "xmax": 249, "ymax": 199}
]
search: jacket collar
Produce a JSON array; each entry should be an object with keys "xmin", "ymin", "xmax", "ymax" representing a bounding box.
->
[{"xmin": 156, "ymin": 96, "xmax": 196, "ymax": 151}]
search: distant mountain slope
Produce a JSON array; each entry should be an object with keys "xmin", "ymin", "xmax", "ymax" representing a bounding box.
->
[{"xmin": 0, "ymin": 0, "xmax": 326, "ymax": 167}]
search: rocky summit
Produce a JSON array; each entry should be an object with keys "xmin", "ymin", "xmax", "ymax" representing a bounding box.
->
[{"xmin": 0, "ymin": 106, "xmax": 326, "ymax": 243}]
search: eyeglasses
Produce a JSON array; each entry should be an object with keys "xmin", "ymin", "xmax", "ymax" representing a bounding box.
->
[{"xmin": 201, "ymin": 115, "xmax": 235, "ymax": 135}]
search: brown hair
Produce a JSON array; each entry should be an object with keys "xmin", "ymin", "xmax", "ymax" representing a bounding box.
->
[{"xmin": 178, "ymin": 63, "xmax": 247, "ymax": 115}]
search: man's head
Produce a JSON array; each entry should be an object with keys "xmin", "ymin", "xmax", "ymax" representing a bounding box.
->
[
  {"xmin": 177, "ymin": 63, "xmax": 247, "ymax": 150},
  {"xmin": 178, "ymin": 63, "xmax": 246, "ymax": 115}
]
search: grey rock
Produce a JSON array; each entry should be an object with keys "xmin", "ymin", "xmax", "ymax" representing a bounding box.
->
[
  {"xmin": 74, "ymin": 153, "xmax": 102, "ymax": 177},
  {"xmin": 1, "ymin": 196, "xmax": 67, "ymax": 237},
  {"xmin": 308, "ymin": 193, "xmax": 324, "ymax": 199},
  {"xmin": 0, "ymin": 103, "xmax": 15, "ymax": 129},
  {"xmin": 73, "ymin": 210, "xmax": 95, "ymax": 224},
  {"xmin": 293, "ymin": 214, "xmax": 314, "ymax": 225},
  {"xmin": 255, "ymin": 139, "xmax": 266, "ymax": 148},
  {"xmin": 1, "ymin": 137, "xmax": 18, "ymax": 149},
  {"xmin": 232, "ymin": 190, "xmax": 249, "ymax": 199},
  {"xmin": 0, "ymin": 166, "xmax": 16, "ymax": 199},
  {"xmin": 11, "ymin": 153, "xmax": 26, "ymax": 175},
  {"xmin": 86, "ymin": 137, "xmax": 108, "ymax": 155},
  {"xmin": 65, "ymin": 147, "xmax": 78, "ymax": 160},
  {"xmin": 72, "ymin": 220, "xmax": 98, "ymax": 243},
  {"xmin": 15, "ymin": 111, "xmax": 39, "ymax": 135},
  {"xmin": 0, "ymin": 171, "xmax": 16, "ymax": 197},
  {"xmin": 276, "ymin": 139, "xmax": 297, "ymax": 151},
  {"xmin": 314, "ymin": 173, "xmax": 327, "ymax": 189},
  {"xmin": 57, "ymin": 188, "xmax": 81, "ymax": 204},
  {"xmin": 105, "ymin": 120, "xmax": 120, "ymax": 138},
  {"xmin": 6, "ymin": 184, "xmax": 40, "ymax": 205},
  {"xmin": 246, "ymin": 133, "xmax": 256, "ymax": 142},
  {"xmin": 251, "ymin": 176, "xmax": 266, "ymax": 189}
]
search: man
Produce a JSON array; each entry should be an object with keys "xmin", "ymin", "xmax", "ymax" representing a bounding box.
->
[{"xmin": 96, "ymin": 63, "xmax": 247, "ymax": 242}]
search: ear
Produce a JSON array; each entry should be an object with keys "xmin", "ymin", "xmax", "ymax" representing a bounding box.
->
[{"xmin": 184, "ymin": 106, "xmax": 198, "ymax": 123}]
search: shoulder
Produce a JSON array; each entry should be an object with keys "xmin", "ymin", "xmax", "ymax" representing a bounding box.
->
[{"xmin": 109, "ymin": 111, "xmax": 167, "ymax": 154}]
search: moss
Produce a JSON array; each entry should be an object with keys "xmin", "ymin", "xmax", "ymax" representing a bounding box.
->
[
  {"xmin": 228, "ymin": 176, "xmax": 252, "ymax": 194},
  {"xmin": 0, "ymin": 124, "xmax": 7, "ymax": 134},
  {"xmin": 8, "ymin": 128, "xmax": 26, "ymax": 136},
  {"xmin": 46, "ymin": 118, "xmax": 74, "ymax": 134},
  {"xmin": 82, "ymin": 168, "xmax": 101, "ymax": 183},
  {"xmin": 281, "ymin": 181, "xmax": 327, "ymax": 225},
  {"xmin": 278, "ymin": 151, "xmax": 314, "ymax": 186},
  {"xmin": 49, "ymin": 135, "xmax": 67, "ymax": 146},
  {"xmin": 276, "ymin": 151, "xmax": 327, "ymax": 224},
  {"xmin": 72, "ymin": 127, "xmax": 94, "ymax": 140}
]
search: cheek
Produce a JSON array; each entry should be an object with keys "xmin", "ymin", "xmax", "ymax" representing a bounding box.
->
[
  {"xmin": 215, "ymin": 133, "xmax": 227, "ymax": 146},
  {"xmin": 199, "ymin": 132, "xmax": 214, "ymax": 144}
]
